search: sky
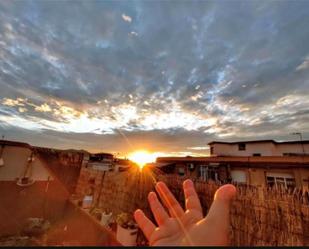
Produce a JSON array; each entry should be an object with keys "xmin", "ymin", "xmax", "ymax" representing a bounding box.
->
[{"xmin": 0, "ymin": 0, "xmax": 309, "ymax": 157}]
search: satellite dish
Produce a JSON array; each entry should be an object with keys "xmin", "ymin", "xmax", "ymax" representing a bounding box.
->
[
  {"xmin": 16, "ymin": 152, "xmax": 35, "ymax": 187},
  {"xmin": 0, "ymin": 158, "xmax": 4, "ymax": 167},
  {"xmin": 16, "ymin": 177, "xmax": 35, "ymax": 187}
]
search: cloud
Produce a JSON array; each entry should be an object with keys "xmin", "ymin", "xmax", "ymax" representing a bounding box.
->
[
  {"xmin": 122, "ymin": 14, "xmax": 132, "ymax": 23},
  {"xmin": 187, "ymin": 146, "xmax": 209, "ymax": 150},
  {"xmin": 0, "ymin": 0, "xmax": 308, "ymax": 154},
  {"xmin": 2, "ymin": 98, "xmax": 26, "ymax": 107},
  {"xmin": 34, "ymin": 103, "xmax": 52, "ymax": 112},
  {"xmin": 296, "ymin": 56, "xmax": 309, "ymax": 71}
]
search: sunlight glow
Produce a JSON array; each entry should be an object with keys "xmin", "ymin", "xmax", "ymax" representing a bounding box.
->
[{"xmin": 128, "ymin": 150, "xmax": 158, "ymax": 169}]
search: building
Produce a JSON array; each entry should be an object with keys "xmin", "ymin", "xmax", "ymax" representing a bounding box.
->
[
  {"xmin": 74, "ymin": 155, "xmax": 136, "ymax": 206},
  {"xmin": 156, "ymin": 155, "xmax": 309, "ymax": 190},
  {"xmin": 208, "ymin": 140, "xmax": 309, "ymax": 157},
  {"xmin": 0, "ymin": 139, "xmax": 119, "ymax": 245},
  {"xmin": 114, "ymin": 158, "xmax": 135, "ymax": 172},
  {"xmin": 86, "ymin": 153, "xmax": 114, "ymax": 172},
  {"xmin": 0, "ymin": 139, "xmax": 70, "ymax": 237}
]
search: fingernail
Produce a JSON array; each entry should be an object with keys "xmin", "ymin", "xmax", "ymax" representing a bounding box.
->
[
  {"xmin": 134, "ymin": 209, "xmax": 143, "ymax": 218},
  {"xmin": 183, "ymin": 179, "xmax": 193, "ymax": 188},
  {"xmin": 214, "ymin": 184, "xmax": 236, "ymax": 201},
  {"xmin": 156, "ymin": 182, "xmax": 165, "ymax": 192},
  {"xmin": 135, "ymin": 209, "xmax": 142, "ymax": 214},
  {"xmin": 148, "ymin": 192, "xmax": 156, "ymax": 202}
]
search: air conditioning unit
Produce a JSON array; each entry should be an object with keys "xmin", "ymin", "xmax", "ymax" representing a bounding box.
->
[{"xmin": 188, "ymin": 163, "xmax": 195, "ymax": 171}]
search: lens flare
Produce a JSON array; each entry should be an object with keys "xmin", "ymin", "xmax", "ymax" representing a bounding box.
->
[{"xmin": 128, "ymin": 150, "xmax": 157, "ymax": 169}]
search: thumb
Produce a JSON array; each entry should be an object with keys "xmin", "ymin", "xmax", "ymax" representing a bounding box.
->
[{"xmin": 201, "ymin": 184, "xmax": 236, "ymax": 245}]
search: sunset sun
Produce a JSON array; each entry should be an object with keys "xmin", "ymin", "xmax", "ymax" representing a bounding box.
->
[{"xmin": 128, "ymin": 150, "xmax": 157, "ymax": 169}]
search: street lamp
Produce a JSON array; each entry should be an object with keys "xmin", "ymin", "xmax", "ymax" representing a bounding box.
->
[{"xmin": 291, "ymin": 132, "xmax": 305, "ymax": 154}]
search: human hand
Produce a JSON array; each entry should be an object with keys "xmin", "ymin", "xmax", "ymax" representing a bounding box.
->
[{"xmin": 134, "ymin": 179, "xmax": 236, "ymax": 246}]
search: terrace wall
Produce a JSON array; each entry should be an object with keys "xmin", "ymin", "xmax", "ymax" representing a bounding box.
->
[{"xmin": 0, "ymin": 180, "xmax": 69, "ymax": 237}]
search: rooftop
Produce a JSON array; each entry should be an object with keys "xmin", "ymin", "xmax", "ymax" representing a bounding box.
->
[
  {"xmin": 208, "ymin": 139, "xmax": 309, "ymax": 145},
  {"xmin": 156, "ymin": 155, "xmax": 309, "ymax": 165},
  {"xmin": 0, "ymin": 139, "xmax": 32, "ymax": 149}
]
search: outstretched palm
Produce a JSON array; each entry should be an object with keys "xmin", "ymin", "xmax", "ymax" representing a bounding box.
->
[{"xmin": 134, "ymin": 179, "xmax": 236, "ymax": 246}]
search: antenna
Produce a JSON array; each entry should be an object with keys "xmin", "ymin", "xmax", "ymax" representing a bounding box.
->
[{"xmin": 290, "ymin": 132, "xmax": 305, "ymax": 154}]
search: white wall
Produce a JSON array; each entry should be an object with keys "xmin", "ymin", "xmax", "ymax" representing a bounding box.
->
[
  {"xmin": 0, "ymin": 145, "xmax": 53, "ymax": 181},
  {"xmin": 212, "ymin": 142, "xmax": 276, "ymax": 156},
  {"xmin": 276, "ymin": 144, "xmax": 309, "ymax": 155},
  {"xmin": 88, "ymin": 162, "xmax": 111, "ymax": 171},
  {"xmin": 231, "ymin": 170, "xmax": 247, "ymax": 183},
  {"xmin": 211, "ymin": 142, "xmax": 309, "ymax": 156}
]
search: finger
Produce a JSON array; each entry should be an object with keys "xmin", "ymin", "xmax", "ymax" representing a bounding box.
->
[
  {"xmin": 202, "ymin": 184, "xmax": 236, "ymax": 244},
  {"xmin": 148, "ymin": 191, "xmax": 169, "ymax": 226},
  {"xmin": 207, "ymin": 184, "xmax": 236, "ymax": 219},
  {"xmin": 183, "ymin": 179, "xmax": 203, "ymax": 216},
  {"xmin": 134, "ymin": 209, "xmax": 156, "ymax": 241},
  {"xmin": 155, "ymin": 181, "xmax": 185, "ymax": 218}
]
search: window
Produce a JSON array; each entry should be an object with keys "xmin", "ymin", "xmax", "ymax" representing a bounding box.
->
[
  {"xmin": 252, "ymin": 153, "xmax": 261, "ymax": 156},
  {"xmin": 187, "ymin": 163, "xmax": 195, "ymax": 171},
  {"xmin": 286, "ymin": 178, "xmax": 296, "ymax": 189},
  {"xmin": 238, "ymin": 143, "xmax": 246, "ymax": 151},
  {"xmin": 303, "ymin": 178, "xmax": 309, "ymax": 189},
  {"xmin": 266, "ymin": 176, "xmax": 275, "ymax": 188},
  {"xmin": 178, "ymin": 167, "xmax": 185, "ymax": 176},
  {"xmin": 283, "ymin": 153, "xmax": 294, "ymax": 156},
  {"xmin": 199, "ymin": 165, "xmax": 218, "ymax": 181},
  {"xmin": 266, "ymin": 172, "xmax": 295, "ymax": 190}
]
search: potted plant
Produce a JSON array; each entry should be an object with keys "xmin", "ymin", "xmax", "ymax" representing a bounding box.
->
[
  {"xmin": 116, "ymin": 212, "xmax": 138, "ymax": 246},
  {"xmin": 90, "ymin": 207, "xmax": 102, "ymax": 221},
  {"xmin": 100, "ymin": 211, "xmax": 113, "ymax": 226}
]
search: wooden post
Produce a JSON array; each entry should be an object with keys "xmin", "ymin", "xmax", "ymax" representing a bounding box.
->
[{"xmin": 96, "ymin": 171, "xmax": 106, "ymax": 207}]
